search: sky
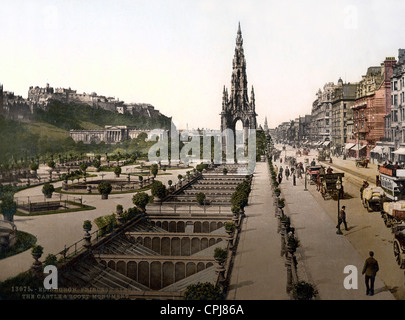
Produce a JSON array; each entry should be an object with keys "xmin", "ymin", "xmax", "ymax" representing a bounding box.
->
[{"xmin": 1, "ymin": 0, "xmax": 405, "ymax": 130}]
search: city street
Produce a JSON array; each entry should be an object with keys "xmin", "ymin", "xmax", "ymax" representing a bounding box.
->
[{"xmin": 277, "ymin": 144, "xmax": 405, "ymax": 299}]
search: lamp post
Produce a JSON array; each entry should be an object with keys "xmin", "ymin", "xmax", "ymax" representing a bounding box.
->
[{"xmin": 336, "ymin": 178, "xmax": 343, "ymax": 235}]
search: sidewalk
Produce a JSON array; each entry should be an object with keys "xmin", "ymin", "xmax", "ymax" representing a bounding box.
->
[
  {"xmin": 227, "ymin": 161, "xmax": 290, "ymax": 300},
  {"xmin": 227, "ymin": 159, "xmax": 394, "ymax": 300},
  {"xmin": 279, "ymin": 169, "xmax": 395, "ymax": 300}
]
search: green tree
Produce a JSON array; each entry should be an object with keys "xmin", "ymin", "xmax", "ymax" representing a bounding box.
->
[
  {"xmin": 114, "ymin": 166, "xmax": 122, "ymax": 177},
  {"xmin": 151, "ymin": 180, "xmax": 167, "ymax": 199},
  {"xmin": 97, "ymin": 182, "xmax": 112, "ymax": 199},
  {"xmin": 150, "ymin": 164, "xmax": 158, "ymax": 177},
  {"xmin": 132, "ymin": 192, "xmax": 150, "ymax": 211},
  {"xmin": 183, "ymin": 282, "xmax": 223, "ymax": 300},
  {"xmin": 42, "ymin": 183, "xmax": 55, "ymax": 198},
  {"xmin": 196, "ymin": 192, "xmax": 206, "ymax": 205},
  {"xmin": 0, "ymin": 195, "xmax": 17, "ymax": 221}
]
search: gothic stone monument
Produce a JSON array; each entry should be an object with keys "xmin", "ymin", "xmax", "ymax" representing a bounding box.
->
[{"xmin": 220, "ymin": 23, "xmax": 257, "ymax": 157}]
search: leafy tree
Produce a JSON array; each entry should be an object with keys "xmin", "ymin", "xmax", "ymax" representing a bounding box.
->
[
  {"xmin": 94, "ymin": 214, "xmax": 117, "ymax": 236},
  {"xmin": 83, "ymin": 220, "xmax": 92, "ymax": 231},
  {"xmin": 132, "ymin": 192, "xmax": 150, "ymax": 211},
  {"xmin": 183, "ymin": 282, "xmax": 223, "ymax": 300},
  {"xmin": 196, "ymin": 192, "xmax": 206, "ymax": 205},
  {"xmin": 150, "ymin": 164, "xmax": 158, "ymax": 177},
  {"xmin": 97, "ymin": 182, "xmax": 112, "ymax": 197},
  {"xmin": 114, "ymin": 166, "xmax": 122, "ymax": 177},
  {"xmin": 44, "ymin": 254, "xmax": 58, "ymax": 267},
  {"xmin": 30, "ymin": 162, "xmax": 39, "ymax": 172},
  {"xmin": 42, "ymin": 183, "xmax": 55, "ymax": 197},
  {"xmin": 47, "ymin": 160, "xmax": 55, "ymax": 169},
  {"xmin": 0, "ymin": 195, "xmax": 17, "ymax": 221},
  {"xmin": 80, "ymin": 162, "xmax": 88, "ymax": 173},
  {"xmin": 120, "ymin": 206, "xmax": 141, "ymax": 223},
  {"xmin": 92, "ymin": 159, "xmax": 101, "ymax": 171},
  {"xmin": 151, "ymin": 180, "xmax": 167, "ymax": 199},
  {"xmin": 291, "ymin": 281, "xmax": 318, "ymax": 300}
]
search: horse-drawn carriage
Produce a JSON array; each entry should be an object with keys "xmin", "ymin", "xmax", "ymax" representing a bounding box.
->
[
  {"xmin": 306, "ymin": 165, "xmax": 323, "ymax": 184},
  {"xmin": 355, "ymin": 159, "xmax": 369, "ymax": 168},
  {"xmin": 362, "ymin": 186, "xmax": 385, "ymax": 212},
  {"xmin": 319, "ymin": 172, "xmax": 345, "ymax": 200}
]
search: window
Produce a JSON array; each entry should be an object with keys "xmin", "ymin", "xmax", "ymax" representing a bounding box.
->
[{"xmin": 343, "ymin": 103, "xmax": 347, "ymax": 109}]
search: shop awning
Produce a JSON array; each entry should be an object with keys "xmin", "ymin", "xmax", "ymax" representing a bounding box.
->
[
  {"xmin": 393, "ymin": 147, "xmax": 405, "ymax": 155},
  {"xmin": 370, "ymin": 146, "xmax": 383, "ymax": 154},
  {"xmin": 345, "ymin": 143, "xmax": 356, "ymax": 150},
  {"xmin": 352, "ymin": 144, "xmax": 366, "ymax": 150}
]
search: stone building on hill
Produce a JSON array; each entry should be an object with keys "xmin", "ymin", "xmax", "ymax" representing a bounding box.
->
[
  {"xmin": 0, "ymin": 83, "xmax": 167, "ymax": 122},
  {"xmin": 69, "ymin": 125, "xmax": 149, "ymax": 145}
]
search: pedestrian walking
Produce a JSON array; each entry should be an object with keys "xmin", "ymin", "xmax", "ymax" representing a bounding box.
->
[
  {"xmin": 337, "ymin": 205, "xmax": 348, "ymax": 231},
  {"xmin": 285, "ymin": 167, "xmax": 290, "ymax": 180},
  {"xmin": 362, "ymin": 251, "xmax": 379, "ymax": 296},
  {"xmin": 278, "ymin": 172, "xmax": 283, "ymax": 184},
  {"xmin": 297, "ymin": 163, "xmax": 303, "ymax": 179},
  {"xmin": 293, "ymin": 173, "xmax": 296, "ymax": 186}
]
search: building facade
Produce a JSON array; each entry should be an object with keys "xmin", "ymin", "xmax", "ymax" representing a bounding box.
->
[
  {"xmin": 70, "ymin": 126, "xmax": 149, "ymax": 144},
  {"xmin": 331, "ymin": 78, "xmax": 357, "ymax": 155},
  {"xmin": 348, "ymin": 58, "xmax": 396, "ymax": 158},
  {"xmin": 380, "ymin": 49, "xmax": 405, "ymax": 162},
  {"xmin": 310, "ymin": 83, "xmax": 334, "ymax": 144}
]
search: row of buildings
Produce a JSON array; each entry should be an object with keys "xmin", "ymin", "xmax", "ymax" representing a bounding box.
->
[
  {"xmin": 0, "ymin": 83, "xmax": 165, "ymax": 121},
  {"xmin": 272, "ymin": 49, "xmax": 405, "ymax": 163}
]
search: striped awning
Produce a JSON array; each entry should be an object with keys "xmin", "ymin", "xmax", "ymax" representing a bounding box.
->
[{"xmin": 345, "ymin": 143, "xmax": 356, "ymax": 150}]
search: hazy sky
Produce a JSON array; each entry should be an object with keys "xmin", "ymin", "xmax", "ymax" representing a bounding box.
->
[{"xmin": 1, "ymin": 0, "xmax": 404, "ymax": 130}]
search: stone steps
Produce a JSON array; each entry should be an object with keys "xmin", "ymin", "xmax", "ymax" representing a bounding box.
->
[{"xmin": 159, "ymin": 265, "xmax": 217, "ymax": 292}]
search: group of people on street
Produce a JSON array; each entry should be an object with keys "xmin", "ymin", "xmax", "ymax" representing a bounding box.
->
[{"xmin": 275, "ymin": 157, "xmax": 304, "ymax": 187}]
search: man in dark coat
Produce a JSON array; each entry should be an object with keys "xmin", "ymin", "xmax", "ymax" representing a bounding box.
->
[
  {"xmin": 362, "ymin": 251, "xmax": 379, "ymax": 296},
  {"xmin": 337, "ymin": 205, "xmax": 348, "ymax": 231}
]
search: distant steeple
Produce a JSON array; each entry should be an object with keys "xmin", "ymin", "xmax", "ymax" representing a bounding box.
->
[{"xmin": 264, "ymin": 116, "xmax": 268, "ymax": 131}]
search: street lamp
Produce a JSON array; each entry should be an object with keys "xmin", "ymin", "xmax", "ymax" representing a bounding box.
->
[{"xmin": 336, "ymin": 178, "xmax": 343, "ymax": 235}]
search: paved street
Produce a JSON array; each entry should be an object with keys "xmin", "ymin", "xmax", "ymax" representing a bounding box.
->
[
  {"xmin": 278, "ymin": 145, "xmax": 401, "ymax": 299},
  {"xmin": 228, "ymin": 152, "xmax": 395, "ymax": 300}
]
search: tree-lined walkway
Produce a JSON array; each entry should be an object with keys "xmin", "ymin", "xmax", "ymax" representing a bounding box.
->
[{"xmin": 227, "ymin": 161, "xmax": 289, "ymax": 300}]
